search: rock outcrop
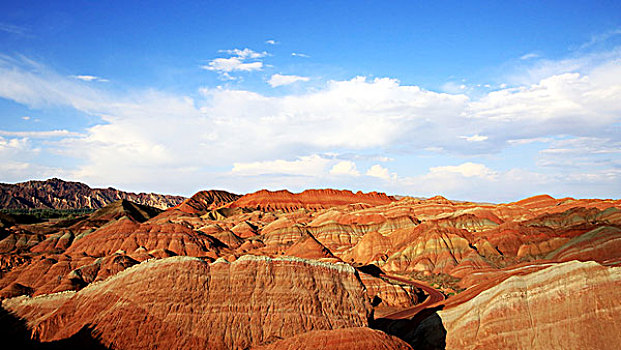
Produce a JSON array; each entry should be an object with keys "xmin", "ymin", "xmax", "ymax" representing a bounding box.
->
[{"xmin": 0, "ymin": 178, "xmax": 185, "ymax": 210}]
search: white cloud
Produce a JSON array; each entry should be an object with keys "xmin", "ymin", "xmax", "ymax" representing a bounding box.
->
[
  {"xmin": 268, "ymin": 73, "xmax": 310, "ymax": 87},
  {"xmin": 72, "ymin": 75, "xmax": 108, "ymax": 82},
  {"xmin": 0, "ymin": 130, "xmax": 82, "ymax": 138},
  {"xmin": 0, "ymin": 52, "xmax": 620, "ymax": 199},
  {"xmin": 291, "ymin": 52, "xmax": 310, "ymax": 58},
  {"xmin": 265, "ymin": 39, "xmax": 278, "ymax": 45},
  {"xmin": 231, "ymin": 154, "xmax": 331, "ymax": 176},
  {"xmin": 219, "ymin": 48, "xmax": 267, "ymax": 59},
  {"xmin": 520, "ymin": 53, "xmax": 539, "ymax": 60},
  {"xmin": 21, "ymin": 116, "xmax": 30, "ymax": 120},
  {"xmin": 428, "ymin": 162, "xmax": 497, "ymax": 179},
  {"xmin": 202, "ymin": 48, "xmax": 267, "ymax": 79},
  {"xmin": 366, "ymin": 164, "xmax": 395, "ymax": 180},
  {"xmin": 461, "ymin": 134, "xmax": 488, "ymax": 142},
  {"xmin": 201, "ymin": 57, "xmax": 263, "ymax": 73},
  {"xmin": 329, "ymin": 160, "xmax": 360, "ymax": 176},
  {"xmin": 578, "ymin": 28, "xmax": 621, "ymax": 50}
]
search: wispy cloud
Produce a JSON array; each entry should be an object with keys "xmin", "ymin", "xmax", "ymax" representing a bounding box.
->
[
  {"xmin": 0, "ymin": 130, "xmax": 83, "ymax": 138},
  {"xmin": 520, "ymin": 53, "xmax": 539, "ymax": 60},
  {"xmin": 268, "ymin": 73, "xmax": 310, "ymax": 87},
  {"xmin": 265, "ymin": 39, "xmax": 278, "ymax": 45},
  {"xmin": 291, "ymin": 52, "xmax": 310, "ymax": 58},
  {"xmin": 72, "ymin": 75, "xmax": 109, "ymax": 82},
  {"xmin": 578, "ymin": 28, "xmax": 621, "ymax": 50},
  {"xmin": 0, "ymin": 22, "xmax": 29, "ymax": 36}
]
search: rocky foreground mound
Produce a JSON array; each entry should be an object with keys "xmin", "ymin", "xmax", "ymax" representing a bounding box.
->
[
  {"xmin": 427, "ymin": 260, "xmax": 621, "ymax": 349},
  {"xmin": 4, "ymin": 256, "xmax": 373, "ymax": 350}
]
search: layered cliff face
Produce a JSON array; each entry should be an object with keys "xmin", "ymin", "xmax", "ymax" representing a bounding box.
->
[
  {"xmin": 433, "ymin": 261, "xmax": 621, "ymax": 350},
  {"xmin": 4, "ymin": 256, "xmax": 372, "ymax": 350},
  {"xmin": 228, "ymin": 189, "xmax": 395, "ymax": 211},
  {"xmin": 0, "ymin": 178, "xmax": 185, "ymax": 210}
]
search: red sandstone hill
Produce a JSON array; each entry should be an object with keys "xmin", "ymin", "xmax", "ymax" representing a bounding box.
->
[
  {"xmin": 0, "ymin": 178, "xmax": 185, "ymax": 210},
  {"xmin": 4, "ymin": 256, "xmax": 372, "ymax": 349},
  {"xmin": 228, "ymin": 189, "xmax": 395, "ymax": 212},
  {"xmin": 173, "ymin": 190, "xmax": 241, "ymax": 214}
]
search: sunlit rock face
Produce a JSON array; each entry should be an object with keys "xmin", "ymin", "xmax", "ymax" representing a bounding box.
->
[
  {"xmin": 435, "ymin": 261, "xmax": 621, "ymax": 350},
  {"xmin": 253, "ymin": 327, "xmax": 413, "ymax": 350},
  {"xmin": 4, "ymin": 256, "xmax": 371, "ymax": 350},
  {"xmin": 228, "ymin": 188, "xmax": 395, "ymax": 212}
]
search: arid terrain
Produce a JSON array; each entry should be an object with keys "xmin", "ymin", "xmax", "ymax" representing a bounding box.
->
[{"xmin": 0, "ymin": 178, "xmax": 620, "ymax": 349}]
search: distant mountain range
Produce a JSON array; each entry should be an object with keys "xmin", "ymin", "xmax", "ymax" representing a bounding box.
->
[{"xmin": 0, "ymin": 178, "xmax": 185, "ymax": 210}]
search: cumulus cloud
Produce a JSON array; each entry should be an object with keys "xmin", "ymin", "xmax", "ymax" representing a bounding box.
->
[
  {"xmin": 268, "ymin": 74, "xmax": 310, "ymax": 87},
  {"xmin": 366, "ymin": 164, "xmax": 395, "ymax": 180},
  {"xmin": 231, "ymin": 154, "xmax": 331, "ymax": 176},
  {"xmin": 265, "ymin": 39, "xmax": 278, "ymax": 45},
  {"xmin": 329, "ymin": 160, "xmax": 360, "ymax": 176},
  {"xmin": 202, "ymin": 48, "xmax": 266, "ymax": 79},
  {"xmin": 428, "ymin": 162, "xmax": 497, "ymax": 179}
]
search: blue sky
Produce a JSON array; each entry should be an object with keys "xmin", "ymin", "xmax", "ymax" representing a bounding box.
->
[{"xmin": 0, "ymin": 1, "xmax": 620, "ymax": 201}]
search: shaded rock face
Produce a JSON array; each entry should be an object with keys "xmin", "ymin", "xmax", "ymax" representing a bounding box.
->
[
  {"xmin": 5, "ymin": 256, "xmax": 371, "ymax": 350},
  {"xmin": 253, "ymin": 327, "xmax": 413, "ymax": 350},
  {"xmin": 229, "ymin": 188, "xmax": 395, "ymax": 211},
  {"xmin": 0, "ymin": 178, "xmax": 185, "ymax": 210},
  {"xmin": 433, "ymin": 261, "xmax": 621, "ymax": 350}
]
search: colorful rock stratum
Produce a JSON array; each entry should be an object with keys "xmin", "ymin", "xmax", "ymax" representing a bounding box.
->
[{"xmin": 0, "ymin": 179, "xmax": 620, "ymax": 349}]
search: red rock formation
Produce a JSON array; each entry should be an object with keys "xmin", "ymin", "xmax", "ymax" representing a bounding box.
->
[
  {"xmin": 434, "ymin": 261, "xmax": 621, "ymax": 349},
  {"xmin": 65, "ymin": 217, "xmax": 221, "ymax": 257},
  {"xmin": 547, "ymin": 226, "xmax": 621, "ymax": 264},
  {"xmin": 5, "ymin": 256, "xmax": 371, "ymax": 350},
  {"xmin": 0, "ymin": 178, "xmax": 184, "ymax": 210},
  {"xmin": 173, "ymin": 190, "xmax": 241, "ymax": 214},
  {"xmin": 253, "ymin": 327, "xmax": 413, "ymax": 350},
  {"xmin": 284, "ymin": 232, "xmax": 337, "ymax": 260},
  {"xmin": 229, "ymin": 189, "xmax": 395, "ymax": 212}
]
